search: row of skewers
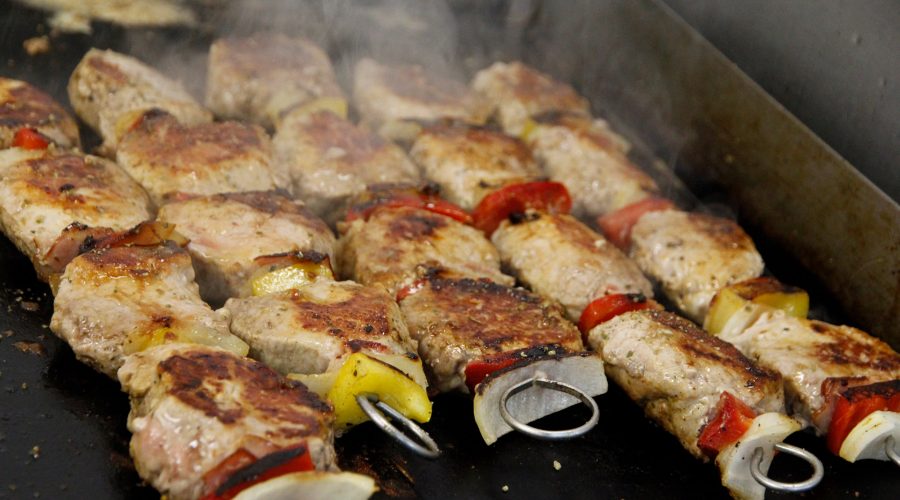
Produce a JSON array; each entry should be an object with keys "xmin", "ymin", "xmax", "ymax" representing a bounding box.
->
[{"xmin": 0, "ymin": 31, "xmax": 897, "ymax": 500}]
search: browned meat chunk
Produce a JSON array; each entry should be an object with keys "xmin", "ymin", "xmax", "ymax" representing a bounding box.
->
[
  {"xmin": 525, "ymin": 111, "xmax": 658, "ymax": 219},
  {"xmin": 0, "ymin": 77, "xmax": 80, "ymax": 150},
  {"xmin": 50, "ymin": 243, "xmax": 247, "ymax": 377},
  {"xmin": 206, "ymin": 34, "xmax": 344, "ymax": 129},
  {"xmin": 273, "ymin": 110, "xmax": 419, "ymax": 223},
  {"xmin": 492, "ymin": 213, "xmax": 653, "ymax": 321},
  {"xmin": 68, "ymin": 48, "xmax": 211, "ymax": 153},
  {"xmin": 0, "ymin": 148, "xmax": 151, "ymax": 281},
  {"xmin": 409, "ymin": 122, "xmax": 541, "ymax": 211},
  {"xmin": 337, "ymin": 205, "xmax": 512, "ymax": 297},
  {"xmin": 157, "ymin": 191, "xmax": 336, "ymax": 306},
  {"xmin": 117, "ymin": 110, "xmax": 279, "ymax": 206},
  {"xmin": 586, "ymin": 309, "xmax": 784, "ymax": 459},
  {"xmin": 471, "ymin": 61, "xmax": 590, "ymax": 136},
  {"xmin": 353, "ymin": 58, "xmax": 488, "ymax": 143},
  {"xmin": 724, "ymin": 312, "xmax": 900, "ymax": 433},
  {"xmin": 225, "ymin": 279, "xmax": 416, "ymax": 375},
  {"xmin": 399, "ymin": 271, "xmax": 583, "ymax": 393},
  {"xmin": 630, "ymin": 210, "xmax": 764, "ymax": 323},
  {"xmin": 119, "ymin": 343, "xmax": 335, "ymax": 500}
]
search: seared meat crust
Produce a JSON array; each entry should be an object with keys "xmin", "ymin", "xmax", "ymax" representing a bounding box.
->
[
  {"xmin": 337, "ymin": 205, "xmax": 512, "ymax": 296},
  {"xmin": 68, "ymin": 48, "xmax": 211, "ymax": 152},
  {"xmin": 471, "ymin": 61, "xmax": 590, "ymax": 135},
  {"xmin": 117, "ymin": 110, "xmax": 278, "ymax": 206},
  {"xmin": 409, "ymin": 122, "xmax": 540, "ymax": 210},
  {"xmin": 0, "ymin": 148, "xmax": 151, "ymax": 281},
  {"xmin": 492, "ymin": 213, "xmax": 653, "ymax": 321},
  {"xmin": 400, "ymin": 273, "xmax": 583, "ymax": 392},
  {"xmin": 119, "ymin": 343, "xmax": 335, "ymax": 500},
  {"xmin": 630, "ymin": 210, "xmax": 764, "ymax": 323},
  {"xmin": 587, "ymin": 310, "xmax": 784, "ymax": 459},
  {"xmin": 157, "ymin": 191, "xmax": 336, "ymax": 306},
  {"xmin": 725, "ymin": 312, "xmax": 900, "ymax": 432},
  {"xmin": 353, "ymin": 58, "xmax": 488, "ymax": 142},
  {"xmin": 50, "ymin": 244, "xmax": 236, "ymax": 377},
  {"xmin": 273, "ymin": 111, "xmax": 419, "ymax": 223},
  {"xmin": 225, "ymin": 280, "xmax": 415, "ymax": 375},
  {"xmin": 206, "ymin": 34, "xmax": 343, "ymax": 128},
  {"xmin": 526, "ymin": 111, "xmax": 658, "ymax": 218},
  {"xmin": 0, "ymin": 77, "xmax": 80, "ymax": 149}
]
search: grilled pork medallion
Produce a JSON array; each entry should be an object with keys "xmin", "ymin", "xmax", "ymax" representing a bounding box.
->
[
  {"xmin": 0, "ymin": 77, "xmax": 80, "ymax": 150},
  {"xmin": 524, "ymin": 111, "xmax": 659, "ymax": 220},
  {"xmin": 273, "ymin": 110, "xmax": 419, "ymax": 223},
  {"xmin": 409, "ymin": 122, "xmax": 541, "ymax": 211},
  {"xmin": 492, "ymin": 213, "xmax": 653, "ymax": 321},
  {"xmin": 118, "ymin": 343, "xmax": 336, "ymax": 500},
  {"xmin": 399, "ymin": 270, "xmax": 585, "ymax": 393},
  {"xmin": 337, "ymin": 204, "xmax": 512, "ymax": 296},
  {"xmin": 353, "ymin": 58, "xmax": 489, "ymax": 143},
  {"xmin": 156, "ymin": 191, "xmax": 336, "ymax": 306},
  {"xmin": 68, "ymin": 48, "xmax": 211, "ymax": 153},
  {"xmin": 629, "ymin": 209, "xmax": 765, "ymax": 323},
  {"xmin": 206, "ymin": 34, "xmax": 344, "ymax": 129},
  {"xmin": 586, "ymin": 309, "xmax": 785, "ymax": 459},
  {"xmin": 472, "ymin": 61, "xmax": 591, "ymax": 136},
  {"xmin": 116, "ymin": 110, "xmax": 279, "ymax": 206},
  {"xmin": 51, "ymin": 243, "xmax": 248, "ymax": 378},
  {"xmin": 225, "ymin": 278, "xmax": 416, "ymax": 376},
  {"xmin": 0, "ymin": 147, "xmax": 151, "ymax": 282}
]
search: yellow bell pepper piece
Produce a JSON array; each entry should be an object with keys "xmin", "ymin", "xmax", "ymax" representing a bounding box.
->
[
  {"xmin": 519, "ymin": 117, "xmax": 539, "ymax": 143},
  {"xmin": 251, "ymin": 262, "xmax": 334, "ymax": 297},
  {"xmin": 290, "ymin": 97, "xmax": 349, "ymax": 120},
  {"xmin": 705, "ymin": 278, "xmax": 809, "ymax": 335},
  {"xmin": 326, "ymin": 353, "xmax": 432, "ymax": 430}
]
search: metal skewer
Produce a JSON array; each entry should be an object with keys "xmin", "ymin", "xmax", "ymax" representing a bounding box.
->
[
  {"xmin": 749, "ymin": 443, "xmax": 824, "ymax": 492},
  {"xmin": 356, "ymin": 394, "xmax": 441, "ymax": 459},
  {"xmin": 499, "ymin": 377, "xmax": 600, "ymax": 440},
  {"xmin": 886, "ymin": 435, "xmax": 900, "ymax": 467}
]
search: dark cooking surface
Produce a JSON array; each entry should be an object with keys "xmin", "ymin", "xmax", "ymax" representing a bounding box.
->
[{"xmin": 0, "ymin": 1, "xmax": 898, "ymax": 498}]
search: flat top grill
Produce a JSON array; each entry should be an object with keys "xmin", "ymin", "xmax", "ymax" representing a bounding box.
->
[{"xmin": 0, "ymin": 1, "xmax": 897, "ymax": 498}]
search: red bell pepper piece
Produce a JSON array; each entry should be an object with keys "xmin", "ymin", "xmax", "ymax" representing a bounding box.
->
[
  {"xmin": 825, "ymin": 380, "xmax": 900, "ymax": 455},
  {"xmin": 12, "ymin": 128, "xmax": 51, "ymax": 150},
  {"xmin": 464, "ymin": 353, "xmax": 520, "ymax": 393},
  {"xmin": 697, "ymin": 391, "xmax": 757, "ymax": 457},
  {"xmin": 577, "ymin": 294, "xmax": 660, "ymax": 341},
  {"xmin": 471, "ymin": 181, "xmax": 572, "ymax": 236},
  {"xmin": 345, "ymin": 191, "xmax": 472, "ymax": 225},
  {"xmin": 396, "ymin": 278, "xmax": 428, "ymax": 302},
  {"xmin": 201, "ymin": 446, "xmax": 315, "ymax": 500},
  {"xmin": 596, "ymin": 197, "xmax": 674, "ymax": 250}
]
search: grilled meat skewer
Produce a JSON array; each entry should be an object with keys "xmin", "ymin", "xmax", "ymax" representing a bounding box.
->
[{"xmin": 338, "ymin": 189, "xmax": 606, "ymax": 444}]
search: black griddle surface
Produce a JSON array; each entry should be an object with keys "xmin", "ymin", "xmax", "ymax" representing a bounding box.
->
[{"xmin": 0, "ymin": 1, "xmax": 897, "ymax": 498}]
